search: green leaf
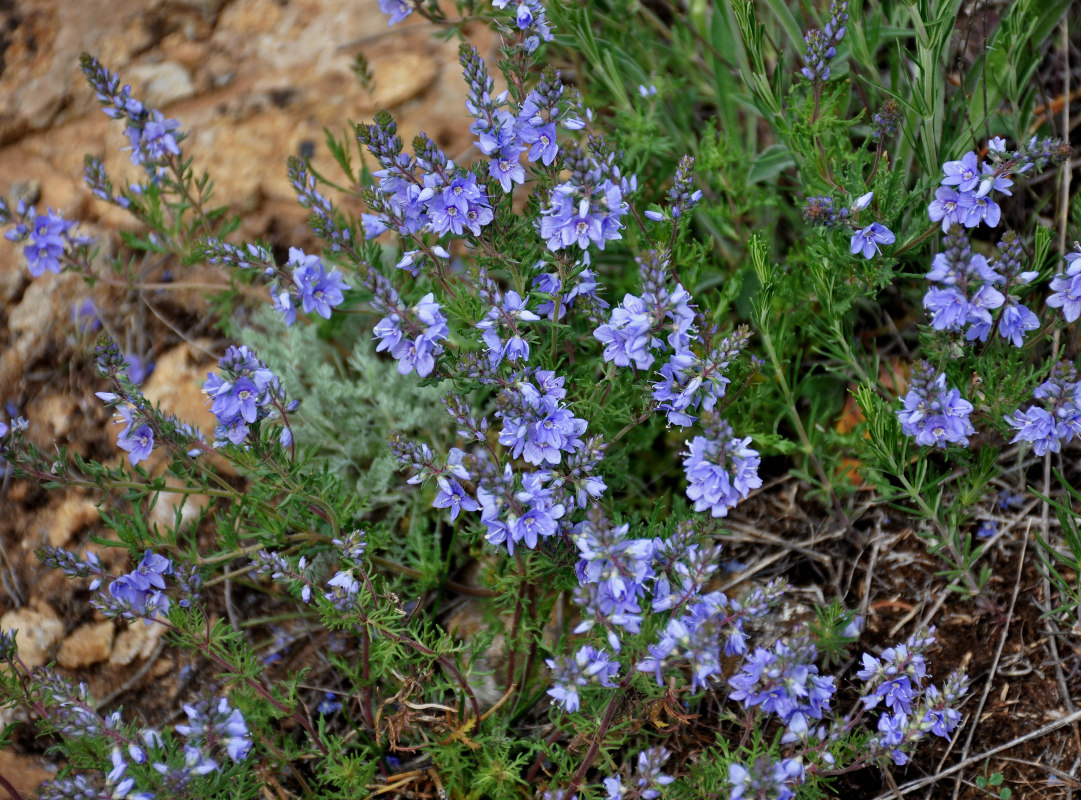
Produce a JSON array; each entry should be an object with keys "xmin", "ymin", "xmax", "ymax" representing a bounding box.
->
[{"xmin": 747, "ymin": 144, "xmax": 795, "ymax": 185}]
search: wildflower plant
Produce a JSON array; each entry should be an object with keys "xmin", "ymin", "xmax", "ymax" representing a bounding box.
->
[{"xmin": 5, "ymin": 1, "xmax": 1081, "ymax": 799}]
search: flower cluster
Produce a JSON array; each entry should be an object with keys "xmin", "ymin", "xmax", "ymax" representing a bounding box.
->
[
  {"xmin": 923, "ymin": 228, "xmax": 1038, "ymax": 345},
  {"xmin": 602, "ymin": 747, "xmax": 675, "ymax": 800},
  {"xmin": 94, "ymin": 339, "xmax": 206, "ymax": 465},
  {"xmin": 640, "ymin": 592, "xmax": 746, "ymax": 692},
  {"xmin": 540, "ymin": 161, "xmax": 631, "ymax": 252},
  {"xmin": 496, "ymin": 369, "xmax": 588, "ymax": 466},
  {"xmin": 81, "ymin": 54, "xmax": 183, "ymax": 174},
  {"xmin": 638, "ymin": 575, "xmax": 784, "ymax": 693},
  {"xmin": 799, "ymin": 0, "xmax": 848, "ymax": 83},
  {"xmin": 531, "ymin": 259, "xmax": 608, "ymax": 322},
  {"xmin": 493, "ymin": 0, "xmax": 554, "ymax": 53},
  {"xmin": 594, "ymin": 250, "xmax": 695, "ymax": 371},
  {"xmin": 373, "ymin": 292, "xmax": 450, "ymax": 377},
  {"xmin": 476, "ymin": 284, "xmax": 540, "ymax": 367},
  {"xmin": 91, "ymin": 550, "xmax": 173, "ymax": 622},
  {"xmin": 204, "ymin": 345, "xmax": 295, "ymax": 448},
  {"xmin": 928, "ymin": 136, "xmax": 1068, "ymax": 236},
  {"xmin": 3, "ymin": 204, "xmax": 91, "ymax": 277},
  {"xmin": 571, "ymin": 518, "xmax": 657, "ymax": 650},
  {"xmin": 273, "ymin": 247, "xmax": 350, "ymax": 324},
  {"xmin": 857, "ymin": 628, "xmax": 967, "ymax": 765},
  {"xmin": 645, "ymin": 155, "xmax": 703, "ymax": 222},
  {"xmin": 359, "ymin": 113, "xmax": 494, "ymax": 242},
  {"xmin": 203, "ymin": 239, "xmax": 348, "ymax": 326},
  {"xmin": 728, "ymin": 636, "xmax": 835, "ymax": 740},
  {"xmin": 729, "ymin": 757, "xmax": 805, "ymax": 800},
  {"xmin": 1047, "ymin": 243, "xmax": 1081, "ymax": 322},
  {"xmin": 802, "ymin": 192, "xmax": 894, "ymax": 259},
  {"xmin": 654, "ymin": 327, "xmax": 749, "ymax": 428},
  {"xmin": 871, "ymin": 98, "xmax": 901, "ymax": 140},
  {"xmin": 546, "ymin": 644, "xmax": 620, "ymax": 714},
  {"xmin": 478, "ymin": 464, "xmax": 568, "ymax": 555},
  {"xmin": 176, "ymin": 695, "xmax": 253, "ymax": 763},
  {"xmin": 896, "ymin": 363, "xmax": 975, "ymax": 448},
  {"xmin": 28, "ymin": 665, "xmax": 253, "ymax": 800},
  {"xmin": 462, "ymin": 52, "xmax": 580, "ymax": 193},
  {"xmin": 682, "ymin": 416, "xmax": 763, "ymax": 518},
  {"xmin": 1004, "ymin": 361, "xmax": 1081, "ymax": 455}
]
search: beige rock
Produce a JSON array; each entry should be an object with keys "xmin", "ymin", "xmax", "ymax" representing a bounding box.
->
[
  {"xmin": 109, "ymin": 619, "xmax": 167, "ymax": 666},
  {"xmin": 127, "ymin": 61, "xmax": 196, "ymax": 108},
  {"xmin": 369, "ymin": 50, "xmax": 440, "ymax": 110},
  {"xmin": 0, "ymin": 607, "xmax": 64, "ymax": 669},
  {"xmin": 141, "ymin": 342, "xmax": 218, "ymax": 438},
  {"xmin": 148, "ymin": 475, "xmax": 211, "ymax": 534},
  {"xmin": 35, "ymin": 392, "xmax": 79, "ymax": 441},
  {"xmin": 48, "ymin": 495, "xmax": 100, "ymax": 548},
  {"xmin": 56, "ymin": 620, "xmax": 115, "ymax": 668},
  {"xmin": 0, "ymin": 748, "xmax": 53, "ymax": 800}
]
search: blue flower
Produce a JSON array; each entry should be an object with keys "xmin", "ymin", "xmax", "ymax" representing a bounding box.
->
[
  {"xmin": 433, "ymin": 477, "xmax": 480, "ymax": 520},
  {"xmin": 896, "ymin": 364, "xmax": 974, "ymax": 448},
  {"xmin": 117, "ymin": 423, "xmax": 155, "ymax": 466},
  {"xmin": 729, "ymin": 757, "xmax": 804, "ymax": 800},
  {"xmin": 545, "ymin": 645, "xmax": 619, "ymax": 713},
  {"xmin": 1047, "ymin": 246, "xmax": 1081, "ymax": 322},
  {"xmin": 850, "ymin": 222, "xmax": 895, "ymax": 259},
  {"xmin": 997, "ymin": 300, "xmax": 1039, "ymax": 347},
  {"xmin": 1004, "ymin": 406, "xmax": 1061, "ymax": 455},
  {"xmin": 941, "ymin": 151, "xmax": 980, "ymax": 192},
  {"xmin": 540, "ymin": 181, "xmax": 628, "ymax": 252},
  {"xmin": 682, "ymin": 430, "xmax": 761, "ymax": 518},
  {"xmin": 378, "ymin": 0, "xmax": 412, "ymax": 25},
  {"xmin": 922, "ymin": 287, "xmax": 968, "ymax": 331},
  {"xmin": 288, "ymin": 248, "xmax": 349, "ymax": 319},
  {"xmin": 927, "ymin": 187, "xmax": 963, "ymax": 233}
]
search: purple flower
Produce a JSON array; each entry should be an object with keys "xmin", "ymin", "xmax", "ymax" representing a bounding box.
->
[
  {"xmin": 378, "ymin": 0, "xmax": 412, "ymax": 25},
  {"xmin": 594, "ymin": 294, "xmax": 659, "ymax": 369},
  {"xmin": 728, "ymin": 638, "xmax": 835, "ymax": 739},
  {"xmin": 850, "ymin": 222, "xmax": 895, "ymax": 258},
  {"xmin": 518, "ymin": 121, "xmax": 559, "ymax": 165},
  {"xmin": 997, "ymin": 300, "xmax": 1039, "ymax": 347},
  {"xmin": 204, "ymin": 345, "xmax": 291, "ymax": 448},
  {"xmin": 130, "ymin": 550, "xmax": 173, "ymax": 592},
  {"xmin": 896, "ymin": 364, "xmax": 974, "ymax": 448},
  {"xmin": 922, "ymin": 287, "xmax": 968, "ymax": 332},
  {"xmin": 176, "ymin": 696, "xmax": 252, "ymax": 763},
  {"xmin": 799, "ymin": 0, "xmax": 848, "ymax": 84},
  {"xmin": 1047, "ymin": 254, "xmax": 1081, "ymax": 322},
  {"xmin": 289, "ymin": 247, "xmax": 349, "ymax": 319},
  {"xmin": 433, "ymin": 477, "xmax": 480, "ymax": 520},
  {"xmin": 540, "ymin": 180, "xmax": 628, "ymax": 252},
  {"xmin": 124, "ymin": 353, "xmax": 154, "ymax": 385},
  {"xmin": 960, "ymin": 193, "xmax": 1000, "ymax": 228},
  {"xmin": 490, "ymin": 153, "xmax": 526, "ymax": 192},
  {"xmin": 545, "ymin": 645, "xmax": 619, "ymax": 713},
  {"xmin": 497, "ymin": 374, "xmax": 588, "ymax": 466},
  {"xmin": 117, "ymin": 423, "xmax": 155, "ymax": 466},
  {"xmin": 927, "ymin": 187, "xmax": 963, "ymax": 233},
  {"xmin": 15, "ymin": 209, "xmax": 79, "ymax": 277},
  {"xmin": 125, "ymin": 110, "xmax": 181, "ymax": 167},
  {"xmin": 1004, "ymin": 406, "xmax": 1061, "ymax": 455},
  {"xmin": 941, "ymin": 151, "xmax": 980, "ymax": 192},
  {"xmin": 729, "ymin": 757, "xmax": 805, "ymax": 800},
  {"xmin": 682, "ymin": 428, "xmax": 761, "ymax": 518}
]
